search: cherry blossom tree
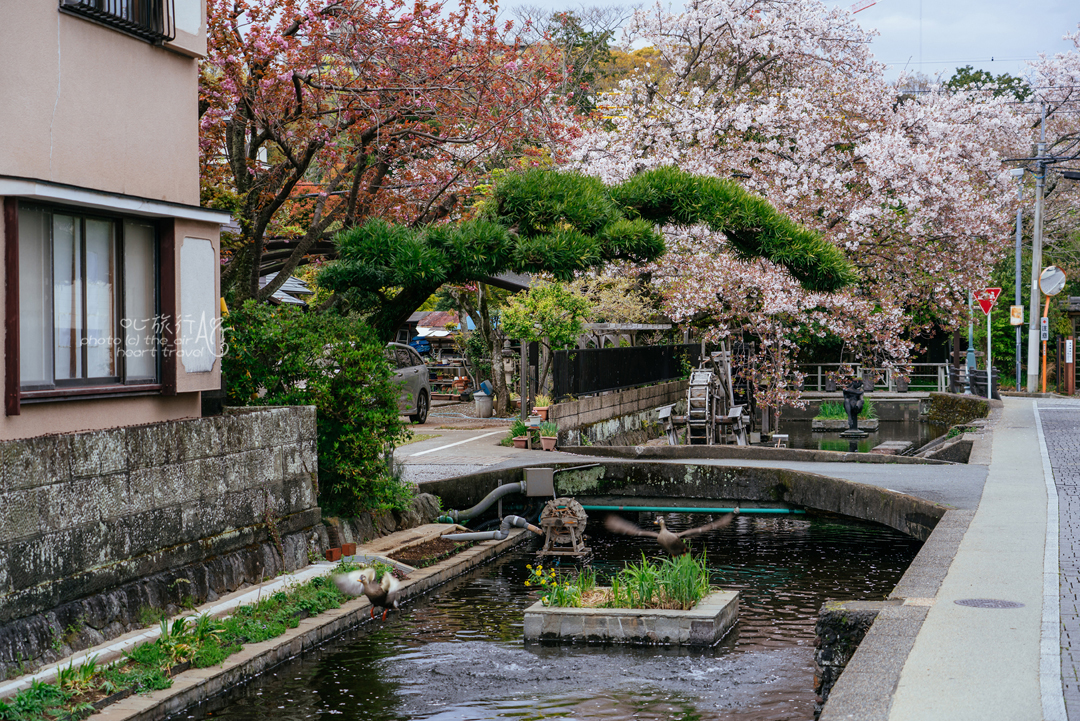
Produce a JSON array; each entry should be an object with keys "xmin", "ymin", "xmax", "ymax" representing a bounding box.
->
[
  {"xmin": 567, "ymin": 0, "xmax": 1029, "ymax": 406},
  {"xmin": 200, "ymin": 0, "xmax": 567, "ymax": 303}
]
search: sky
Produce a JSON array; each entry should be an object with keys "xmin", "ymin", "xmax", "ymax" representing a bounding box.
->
[{"xmin": 508, "ymin": 0, "xmax": 1079, "ymax": 81}]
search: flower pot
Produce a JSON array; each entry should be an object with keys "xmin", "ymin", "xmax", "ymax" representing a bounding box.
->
[
  {"xmin": 535, "ymin": 407, "xmax": 549, "ymax": 421},
  {"xmin": 513, "ymin": 436, "xmax": 529, "ymax": 449},
  {"xmin": 341, "ymin": 542, "xmax": 356, "ymax": 557},
  {"xmin": 540, "ymin": 436, "xmax": 558, "ymax": 451},
  {"xmin": 324, "ymin": 547, "xmax": 342, "ymax": 562}
]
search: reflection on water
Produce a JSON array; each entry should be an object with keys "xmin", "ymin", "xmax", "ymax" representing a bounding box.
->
[
  {"xmin": 180, "ymin": 516, "xmax": 920, "ymax": 721},
  {"xmin": 779, "ymin": 421, "xmax": 946, "ymax": 453}
]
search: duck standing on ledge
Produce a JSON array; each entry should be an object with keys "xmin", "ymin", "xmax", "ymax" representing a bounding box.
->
[
  {"xmin": 604, "ymin": 510, "xmax": 739, "ymax": 556},
  {"xmin": 332, "ymin": 567, "xmax": 403, "ymax": 620}
]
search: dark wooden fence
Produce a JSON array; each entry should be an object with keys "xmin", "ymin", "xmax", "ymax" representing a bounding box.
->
[{"xmin": 551, "ymin": 344, "xmax": 701, "ymax": 399}]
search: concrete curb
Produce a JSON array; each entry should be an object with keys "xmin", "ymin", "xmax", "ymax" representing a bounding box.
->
[{"xmin": 89, "ymin": 529, "xmax": 531, "ymax": 721}]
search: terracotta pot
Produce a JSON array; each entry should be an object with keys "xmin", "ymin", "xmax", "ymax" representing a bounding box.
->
[
  {"xmin": 512, "ymin": 436, "xmax": 529, "ymax": 449},
  {"xmin": 324, "ymin": 547, "xmax": 342, "ymax": 562},
  {"xmin": 535, "ymin": 407, "xmax": 549, "ymax": 420},
  {"xmin": 540, "ymin": 436, "xmax": 558, "ymax": 451},
  {"xmin": 341, "ymin": 542, "xmax": 357, "ymax": 557}
]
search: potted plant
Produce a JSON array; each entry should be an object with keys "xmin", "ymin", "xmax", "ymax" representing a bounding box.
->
[
  {"xmin": 533, "ymin": 394, "xmax": 552, "ymax": 420},
  {"xmin": 539, "ymin": 421, "xmax": 559, "ymax": 451},
  {"xmin": 508, "ymin": 419, "xmax": 530, "ymax": 449}
]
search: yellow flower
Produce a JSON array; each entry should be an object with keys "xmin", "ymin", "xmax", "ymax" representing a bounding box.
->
[
  {"xmin": 537, "ymin": 566, "xmax": 543, "ymax": 572},
  {"xmin": 524, "ymin": 581, "xmax": 531, "ymax": 586},
  {"xmin": 526, "ymin": 564, "xmax": 532, "ymax": 570}
]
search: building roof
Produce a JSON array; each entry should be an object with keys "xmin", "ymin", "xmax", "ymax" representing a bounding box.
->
[{"xmin": 259, "ymin": 272, "xmax": 313, "ymax": 306}]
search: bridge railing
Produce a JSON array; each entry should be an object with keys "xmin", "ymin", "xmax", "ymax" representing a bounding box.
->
[{"xmin": 796, "ymin": 363, "xmax": 952, "ymax": 393}]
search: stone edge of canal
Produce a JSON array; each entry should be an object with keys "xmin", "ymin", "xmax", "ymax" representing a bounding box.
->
[{"xmin": 96, "ymin": 529, "xmax": 534, "ymax": 721}]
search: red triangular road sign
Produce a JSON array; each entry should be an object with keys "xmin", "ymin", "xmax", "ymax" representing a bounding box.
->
[{"xmin": 975, "ymin": 287, "xmax": 1002, "ymax": 315}]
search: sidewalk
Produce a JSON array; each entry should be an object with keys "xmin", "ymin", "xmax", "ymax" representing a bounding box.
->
[{"xmin": 822, "ymin": 395, "xmax": 1080, "ymax": 720}]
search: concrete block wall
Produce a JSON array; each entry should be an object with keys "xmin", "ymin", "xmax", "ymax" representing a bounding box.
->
[
  {"xmin": 549, "ymin": 380, "xmax": 687, "ymax": 446},
  {"xmin": 0, "ymin": 406, "xmax": 320, "ymax": 626}
]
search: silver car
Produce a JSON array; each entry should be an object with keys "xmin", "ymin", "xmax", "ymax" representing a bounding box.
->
[{"xmin": 385, "ymin": 342, "xmax": 431, "ymax": 424}]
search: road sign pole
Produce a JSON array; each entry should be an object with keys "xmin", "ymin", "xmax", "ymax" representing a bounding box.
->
[
  {"xmin": 1042, "ymin": 296, "xmax": 1051, "ymax": 393},
  {"xmin": 987, "ymin": 310, "xmax": 992, "ymax": 373}
]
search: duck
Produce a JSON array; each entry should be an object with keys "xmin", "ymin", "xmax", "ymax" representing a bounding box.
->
[
  {"xmin": 604, "ymin": 510, "xmax": 739, "ymax": 556},
  {"xmin": 332, "ymin": 567, "xmax": 403, "ymax": 620}
]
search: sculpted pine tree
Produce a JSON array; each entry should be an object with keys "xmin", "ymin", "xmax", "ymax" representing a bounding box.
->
[{"xmin": 320, "ymin": 166, "xmax": 854, "ymax": 340}]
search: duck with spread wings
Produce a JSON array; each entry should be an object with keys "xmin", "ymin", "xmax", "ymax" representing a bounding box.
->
[
  {"xmin": 604, "ymin": 510, "xmax": 739, "ymax": 556},
  {"xmin": 332, "ymin": 567, "xmax": 403, "ymax": 620}
]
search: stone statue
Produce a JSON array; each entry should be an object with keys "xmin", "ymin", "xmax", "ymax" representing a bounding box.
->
[{"xmin": 842, "ymin": 379, "xmax": 865, "ymax": 432}]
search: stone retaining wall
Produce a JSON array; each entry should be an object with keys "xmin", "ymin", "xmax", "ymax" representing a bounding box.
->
[
  {"xmin": 813, "ymin": 600, "xmax": 891, "ymax": 717},
  {"xmin": 549, "ymin": 380, "xmax": 688, "ymax": 446},
  {"xmin": 0, "ymin": 406, "xmax": 321, "ymax": 678}
]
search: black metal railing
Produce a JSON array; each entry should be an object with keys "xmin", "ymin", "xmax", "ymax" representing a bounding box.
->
[
  {"xmin": 551, "ymin": 344, "xmax": 702, "ymax": 400},
  {"xmin": 60, "ymin": 0, "xmax": 175, "ymax": 43}
]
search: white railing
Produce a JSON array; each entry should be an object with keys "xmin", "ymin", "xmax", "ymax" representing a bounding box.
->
[{"xmin": 796, "ymin": 363, "xmax": 953, "ymax": 393}]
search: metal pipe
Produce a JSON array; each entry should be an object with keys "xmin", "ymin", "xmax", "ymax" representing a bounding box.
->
[
  {"xmin": 582, "ymin": 505, "xmax": 805, "ymax": 515},
  {"xmin": 438, "ymin": 481, "xmax": 526, "ymax": 523},
  {"xmin": 441, "ymin": 515, "xmax": 543, "ymax": 541}
]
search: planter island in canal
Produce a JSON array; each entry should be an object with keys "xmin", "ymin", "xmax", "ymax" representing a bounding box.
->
[{"xmin": 524, "ymin": 589, "xmax": 739, "ymax": 645}]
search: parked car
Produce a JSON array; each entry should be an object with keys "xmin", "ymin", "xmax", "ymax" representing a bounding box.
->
[{"xmin": 385, "ymin": 342, "xmax": 431, "ymax": 423}]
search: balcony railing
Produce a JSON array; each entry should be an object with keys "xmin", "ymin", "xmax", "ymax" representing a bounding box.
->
[{"xmin": 60, "ymin": 0, "xmax": 175, "ymax": 44}]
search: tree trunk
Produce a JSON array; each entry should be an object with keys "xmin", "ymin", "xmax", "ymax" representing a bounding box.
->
[{"xmin": 372, "ymin": 285, "xmax": 440, "ymax": 343}]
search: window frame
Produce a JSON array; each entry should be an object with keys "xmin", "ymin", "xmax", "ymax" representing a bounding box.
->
[{"xmin": 4, "ymin": 198, "xmax": 169, "ymax": 414}]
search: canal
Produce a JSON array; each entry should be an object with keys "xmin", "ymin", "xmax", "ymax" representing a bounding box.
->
[{"xmin": 181, "ymin": 513, "xmax": 921, "ymax": 721}]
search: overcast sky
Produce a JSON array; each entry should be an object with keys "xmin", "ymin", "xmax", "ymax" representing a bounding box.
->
[{"xmin": 511, "ymin": 0, "xmax": 1078, "ymax": 81}]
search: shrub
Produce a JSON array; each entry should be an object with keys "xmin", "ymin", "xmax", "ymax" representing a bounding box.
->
[
  {"xmin": 814, "ymin": 400, "xmax": 875, "ymax": 420},
  {"xmin": 223, "ymin": 302, "xmax": 411, "ymax": 514}
]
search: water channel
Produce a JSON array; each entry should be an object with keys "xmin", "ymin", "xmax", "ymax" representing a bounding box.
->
[
  {"xmin": 780, "ymin": 420, "xmax": 946, "ymax": 453},
  {"xmin": 181, "ymin": 514, "xmax": 921, "ymax": 721}
]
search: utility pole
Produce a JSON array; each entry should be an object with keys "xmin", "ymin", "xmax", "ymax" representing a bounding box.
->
[
  {"xmin": 1013, "ymin": 168, "xmax": 1024, "ymax": 390},
  {"xmin": 1027, "ymin": 104, "xmax": 1047, "ymax": 392}
]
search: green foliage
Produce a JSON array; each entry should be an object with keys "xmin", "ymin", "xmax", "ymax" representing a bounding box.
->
[
  {"xmin": 501, "ymin": 282, "xmax": 590, "ymax": 351},
  {"xmin": 610, "ymin": 166, "xmax": 857, "ymax": 292},
  {"xmin": 606, "ymin": 554, "xmax": 711, "ymax": 610},
  {"xmin": 525, "ymin": 564, "xmax": 596, "ymax": 607},
  {"xmin": 507, "ymin": 419, "xmax": 529, "ymax": 443},
  {"xmin": 815, "ymin": 400, "xmax": 876, "ymax": 420},
  {"xmin": 539, "ymin": 421, "xmax": 559, "ymax": 436},
  {"xmin": 0, "ymin": 680, "xmax": 71, "ymax": 721},
  {"xmin": 223, "ymin": 302, "xmax": 411, "ymax": 514},
  {"xmin": 946, "ymin": 65, "xmax": 1031, "ymax": 101}
]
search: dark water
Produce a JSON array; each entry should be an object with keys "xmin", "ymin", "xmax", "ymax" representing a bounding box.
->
[
  {"xmin": 180, "ymin": 515, "xmax": 920, "ymax": 721},
  {"xmin": 780, "ymin": 421, "xmax": 945, "ymax": 453}
]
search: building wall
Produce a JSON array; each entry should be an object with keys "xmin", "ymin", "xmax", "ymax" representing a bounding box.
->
[
  {"xmin": 0, "ymin": 406, "xmax": 320, "ymax": 628},
  {"xmin": 0, "ymin": 2, "xmax": 205, "ymax": 204}
]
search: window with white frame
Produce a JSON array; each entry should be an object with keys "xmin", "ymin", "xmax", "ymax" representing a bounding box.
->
[{"xmin": 18, "ymin": 204, "xmax": 158, "ymax": 390}]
